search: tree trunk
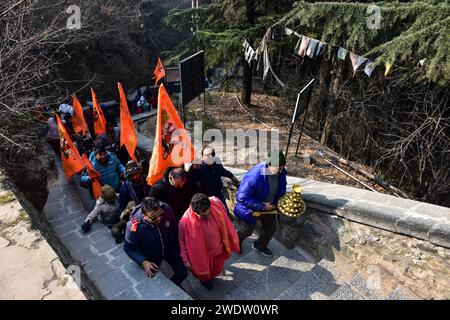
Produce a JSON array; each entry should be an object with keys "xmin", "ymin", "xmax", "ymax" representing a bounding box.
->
[
  {"xmin": 241, "ymin": 0, "xmax": 256, "ymax": 105},
  {"xmin": 241, "ymin": 58, "xmax": 253, "ymax": 105}
]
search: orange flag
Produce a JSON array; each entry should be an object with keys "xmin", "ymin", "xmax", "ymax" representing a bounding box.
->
[
  {"xmin": 56, "ymin": 115, "xmax": 84, "ymax": 177},
  {"xmin": 153, "ymin": 57, "xmax": 166, "ymax": 86},
  {"xmin": 118, "ymin": 82, "xmax": 138, "ymax": 162},
  {"xmin": 82, "ymin": 154, "xmax": 102, "ymax": 200},
  {"xmin": 147, "ymin": 84, "xmax": 195, "ymax": 185},
  {"xmin": 72, "ymin": 95, "xmax": 88, "ymax": 136},
  {"xmin": 91, "ymin": 88, "xmax": 107, "ymax": 135}
]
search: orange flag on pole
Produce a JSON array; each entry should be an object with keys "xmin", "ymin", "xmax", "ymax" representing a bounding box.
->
[
  {"xmin": 147, "ymin": 84, "xmax": 195, "ymax": 185},
  {"xmin": 72, "ymin": 95, "xmax": 88, "ymax": 136},
  {"xmin": 56, "ymin": 115, "xmax": 84, "ymax": 177},
  {"xmin": 91, "ymin": 88, "xmax": 107, "ymax": 135},
  {"xmin": 118, "ymin": 82, "xmax": 138, "ymax": 162},
  {"xmin": 82, "ymin": 154, "xmax": 102, "ymax": 200},
  {"xmin": 153, "ymin": 57, "xmax": 166, "ymax": 86}
]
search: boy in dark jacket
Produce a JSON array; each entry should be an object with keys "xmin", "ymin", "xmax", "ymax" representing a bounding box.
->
[
  {"xmin": 123, "ymin": 197, "xmax": 187, "ymax": 286},
  {"xmin": 81, "ymin": 184, "xmax": 120, "ymax": 232},
  {"xmin": 118, "ymin": 161, "xmax": 147, "ymax": 211}
]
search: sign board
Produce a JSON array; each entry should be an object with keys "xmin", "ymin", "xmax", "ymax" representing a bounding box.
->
[
  {"xmin": 180, "ymin": 51, "xmax": 205, "ymax": 107},
  {"xmin": 291, "ymin": 78, "xmax": 315, "ymax": 124},
  {"xmin": 166, "ymin": 67, "xmax": 180, "ymax": 83}
]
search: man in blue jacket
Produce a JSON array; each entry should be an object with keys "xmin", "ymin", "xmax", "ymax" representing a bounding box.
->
[
  {"xmin": 234, "ymin": 150, "xmax": 287, "ymax": 258},
  {"xmin": 81, "ymin": 143, "xmax": 125, "ymax": 192},
  {"xmin": 123, "ymin": 197, "xmax": 187, "ymax": 287}
]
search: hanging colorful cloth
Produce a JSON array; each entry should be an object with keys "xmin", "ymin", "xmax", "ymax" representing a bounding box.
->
[
  {"xmin": 243, "ymin": 39, "xmax": 256, "ymax": 65},
  {"xmin": 349, "ymin": 52, "xmax": 367, "ymax": 73},
  {"xmin": 364, "ymin": 60, "xmax": 375, "ymax": 77},
  {"xmin": 306, "ymin": 39, "xmax": 319, "ymax": 58},
  {"xmin": 298, "ymin": 36, "xmax": 310, "ymax": 57},
  {"xmin": 337, "ymin": 47, "xmax": 348, "ymax": 60},
  {"xmin": 384, "ymin": 61, "xmax": 393, "ymax": 76},
  {"xmin": 316, "ymin": 41, "xmax": 328, "ymax": 56}
]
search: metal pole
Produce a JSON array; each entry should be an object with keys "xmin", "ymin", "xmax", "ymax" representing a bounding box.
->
[
  {"xmin": 285, "ymin": 122, "xmax": 294, "ymax": 157},
  {"xmin": 203, "ymin": 89, "xmax": 206, "ymax": 112},
  {"xmin": 295, "ymin": 106, "xmax": 308, "ymax": 157},
  {"xmin": 286, "ymin": 92, "xmax": 301, "ymax": 157}
]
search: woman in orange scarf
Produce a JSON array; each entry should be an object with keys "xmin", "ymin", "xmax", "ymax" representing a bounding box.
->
[{"xmin": 179, "ymin": 193, "xmax": 240, "ymax": 290}]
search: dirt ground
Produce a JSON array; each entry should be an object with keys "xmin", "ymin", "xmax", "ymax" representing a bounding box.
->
[
  {"xmin": 0, "ymin": 175, "xmax": 85, "ymax": 300},
  {"xmin": 186, "ymin": 90, "xmax": 389, "ymax": 194}
]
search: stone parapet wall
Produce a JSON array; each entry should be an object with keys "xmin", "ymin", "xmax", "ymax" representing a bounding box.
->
[{"xmin": 224, "ymin": 166, "xmax": 450, "ymax": 299}]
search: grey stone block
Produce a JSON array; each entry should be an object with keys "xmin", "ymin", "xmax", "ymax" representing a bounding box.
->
[
  {"xmin": 88, "ymin": 228, "xmax": 109, "ymax": 243},
  {"xmin": 94, "ymin": 237, "xmax": 117, "ymax": 255},
  {"xmin": 113, "ymin": 287, "xmax": 141, "ymax": 300},
  {"xmin": 122, "ymin": 261, "xmax": 145, "ymax": 284},
  {"xmin": 53, "ymin": 221, "xmax": 78, "ymax": 237},
  {"xmin": 414, "ymin": 203, "xmax": 450, "ymax": 220},
  {"xmin": 224, "ymin": 277, "xmax": 269, "ymax": 300},
  {"xmin": 59, "ymin": 231, "xmax": 82, "ymax": 246},
  {"xmin": 72, "ymin": 246, "xmax": 98, "ymax": 264},
  {"xmin": 95, "ymin": 270, "xmax": 132, "ymax": 299},
  {"xmin": 395, "ymin": 215, "xmax": 436, "ymax": 241},
  {"xmin": 135, "ymin": 273, "xmax": 178, "ymax": 300},
  {"xmin": 83, "ymin": 255, "xmax": 114, "ymax": 280},
  {"xmin": 329, "ymin": 284, "xmax": 364, "ymax": 300},
  {"xmin": 338, "ymin": 201, "xmax": 408, "ymax": 233},
  {"xmin": 108, "ymin": 245, "xmax": 125, "ymax": 258},
  {"xmin": 429, "ymin": 221, "xmax": 450, "ymax": 249},
  {"xmin": 108, "ymin": 253, "xmax": 132, "ymax": 269},
  {"xmin": 314, "ymin": 259, "xmax": 344, "ymax": 285},
  {"xmin": 387, "ymin": 286, "xmax": 413, "ymax": 300},
  {"xmin": 228, "ymin": 251, "xmax": 276, "ymax": 280},
  {"xmin": 348, "ymin": 273, "xmax": 384, "ymax": 300},
  {"xmin": 271, "ymin": 250, "xmax": 314, "ymax": 283},
  {"xmin": 192, "ymin": 276, "xmax": 237, "ymax": 300},
  {"xmin": 276, "ymin": 271, "xmax": 336, "ymax": 300}
]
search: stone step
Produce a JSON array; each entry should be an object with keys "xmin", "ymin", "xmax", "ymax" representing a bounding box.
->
[
  {"xmin": 275, "ymin": 269, "xmax": 339, "ymax": 300},
  {"xmin": 328, "ymin": 283, "xmax": 365, "ymax": 300},
  {"xmin": 224, "ymin": 248, "xmax": 314, "ymax": 300},
  {"xmin": 180, "ymin": 236, "xmax": 290, "ymax": 300}
]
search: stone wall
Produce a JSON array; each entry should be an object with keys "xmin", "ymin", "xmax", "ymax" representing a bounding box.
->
[
  {"xmin": 278, "ymin": 208, "xmax": 450, "ymax": 299},
  {"xmin": 224, "ymin": 167, "xmax": 450, "ymax": 300}
]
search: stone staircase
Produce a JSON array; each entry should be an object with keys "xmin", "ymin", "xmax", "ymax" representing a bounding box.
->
[
  {"xmin": 169, "ymin": 234, "xmax": 414, "ymax": 300},
  {"xmin": 43, "ymin": 147, "xmax": 415, "ymax": 300}
]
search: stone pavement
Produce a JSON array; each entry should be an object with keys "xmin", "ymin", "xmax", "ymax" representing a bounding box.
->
[
  {"xmin": 42, "ymin": 156, "xmax": 191, "ymax": 300},
  {"xmin": 174, "ymin": 233, "xmax": 414, "ymax": 300}
]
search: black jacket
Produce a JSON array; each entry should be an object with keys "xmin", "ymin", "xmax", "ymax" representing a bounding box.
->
[
  {"xmin": 149, "ymin": 167, "xmax": 200, "ymax": 220},
  {"xmin": 198, "ymin": 162, "xmax": 234, "ymax": 197}
]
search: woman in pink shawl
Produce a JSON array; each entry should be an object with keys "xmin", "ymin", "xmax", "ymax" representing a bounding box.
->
[{"xmin": 179, "ymin": 193, "xmax": 240, "ymax": 290}]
